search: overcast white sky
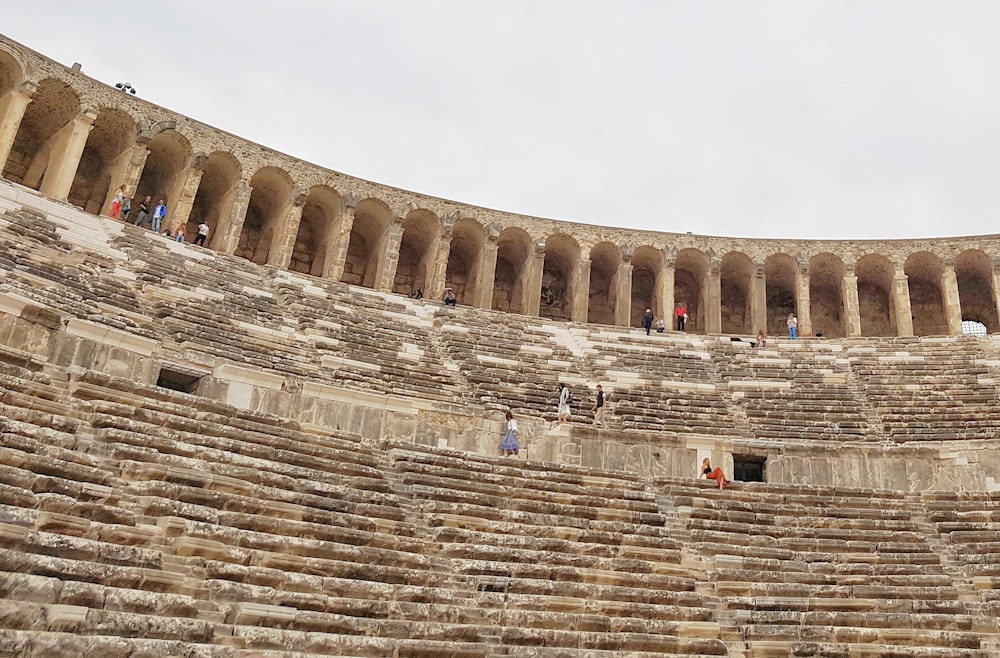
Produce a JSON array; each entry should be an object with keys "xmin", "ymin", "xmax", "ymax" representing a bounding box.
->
[{"xmin": 6, "ymin": 1, "xmax": 1000, "ymax": 240}]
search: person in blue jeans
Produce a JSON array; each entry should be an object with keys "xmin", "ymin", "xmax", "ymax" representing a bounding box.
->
[
  {"xmin": 152, "ymin": 199, "xmax": 167, "ymax": 233},
  {"xmin": 787, "ymin": 313, "xmax": 798, "ymax": 340}
]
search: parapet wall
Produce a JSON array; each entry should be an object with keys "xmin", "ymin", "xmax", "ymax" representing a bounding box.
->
[{"xmin": 2, "ymin": 35, "xmax": 1000, "ymax": 341}]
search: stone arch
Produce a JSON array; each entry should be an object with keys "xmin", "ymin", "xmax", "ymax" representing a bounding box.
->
[
  {"xmin": 186, "ymin": 151, "xmax": 242, "ymax": 250},
  {"xmin": 343, "ymin": 197, "xmax": 393, "ymax": 288},
  {"xmin": 67, "ymin": 106, "xmax": 137, "ymax": 214},
  {"xmin": 394, "ymin": 209, "xmax": 440, "ymax": 297},
  {"xmin": 764, "ymin": 253, "xmax": 797, "ymax": 335},
  {"xmin": 905, "ymin": 251, "xmax": 947, "ymax": 336},
  {"xmin": 674, "ymin": 248, "xmax": 709, "ymax": 334},
  {"xmin": 493, "ymin": 227, "xmax": 532, "ymax": 313},
  {"xmin": 540, "ymin": 233, "xmax": 580, "ymax": 321},
  {"xmin": 446, "ymin": 218, "xmax": 487, "ymax": 305},
  {"xmin": 720, "ymin": 251, "xmax": 754, "ymax": 334},
  {"xmin": 855, "ymin": 254, "xmax": 896, "ymax": 337},
  {"xmin": 2, "ymin": 77, "xmax": 80, "ymax": 187},
  {"xmin": 955, "ymin": 249, "xmax": 998, "ymax": 334},
  {"xmin": 631, "ymin": 246, "xmax": 664, "ymax": 327},
  {"xmin": 587, "ymin": 241, "xmax": 622, "ymax": 326},
  {"xmin": 809, "ymin": 253, "xmax": 846, "ymax": 338},
  {"xmin": 133, "ymin": 128, "xmax": 192, "ymax": 219},
  {"xmin": 290, "ymin": 185, "xmax": 343, "ymax": 276},
  {"xmin": 236, "ymin": 166, "xmax": 294, "ymax": 265},
  {"xmin": 0, "ymin": 46, "xmax": 26, "ymax": 95}
]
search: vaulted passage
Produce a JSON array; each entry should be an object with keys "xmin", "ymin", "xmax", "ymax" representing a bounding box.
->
[
  {"xmin": 675, "ymin": 249, "xmax": 708, "ymax": 334},
  {"xmin": 809, "ymin": 253, "xmax": 845, "ymax": 338},
  {"xmin": 445, "ymin": 219, "xmax": 487, "ymax": 305},
  {"xmin": 67, "ymin": 107, "xmax": 136, "ymax": 215},
  {"xmin": 906, "ymin": 251, "xmax": 947, "ymax": 336},
  {"xmin": 720, "ymin": 251, "xmax": 753, "ymax": 335},
  {"xmin": 764, "ymin": 254, "xmax": 797, "ymax": 336},
  {"xmin": 630, "ymin": 246, "xmax": 663, "ymax": 327},
  {"xmin": 291, "ymin": 185, "xmax": 342, "ymax": 277},
  {"xmin": 186, "ymin": 151, "xmax": 242, "ymax": 250},
  {"xmin": 236, "ymin": 166, "xmax": 294, "ymax": 265},
  {"xmin": 133, "ymin": 128, "xmax": 191, "ymax": 221},
  {"xmin": 342, "ymin": 199, "xmax": 393, "ymax": 289},
  {"xmin": 2, "ymin": 78, "xmax": 79, "ymax": 189},
  {"xmin": 587, "ymin": 242, "xmax": 621, "ymax": 326},
  {"xmin": 856, "ymin": 254, "xmax": 895, "ymax": 337},
  {"xmin": 493, "ymin": 227, "xmax": 532, "ymax": 314},
  {"xmin": 394, "ymin": 209, "xmax": 439, "ymax": 298},
  {"xmin": 955, "ymin": 249, "xmax": 998, "ymax": 333},
  {"xmin": 539, "ymin": 234, "xmax": 579, "ymax": 321}
]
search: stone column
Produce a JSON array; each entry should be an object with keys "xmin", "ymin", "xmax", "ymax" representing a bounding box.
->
[
  {"xmin": 374, "ymin": 219, "xmax": 404, "ymax": 292},
  {"xmin": 216, "ymin": 180, "xmax": 252, "ymax": 254},
  {"xmin": 992, "ymin": 258, "xmax": 1000, "ymax": 332},
  {"xmin": 571, "ymin": 257, "xmax": 591, "ymax": 323},
  {"xmin": 166, "ymin": 153, "xmax": 208, "ymax": 232},
  {"xmin": 659, "ymin": 257, "xmax": 675, "ymax": 328},
  {"xmin": 941, "ymin": 261, "xmax": 963, "ymax": 335},
  {"xmin": 750, "ymin": 262, "xmax": 767, "ymax": 335},
  {"xmin": 614, "ymin": 257, "xmax": 633, "ymax": 327},
  {"xmin": 795, "ymin": 265, "xmax": 813, "ymax": 337},
  {"xmin": 322, "ymin": 199, "xmax": 357, "ymax": 281},
  {"xmin": 39, "ymin": 108, "xmax": 98, "ymax": 200},
  {"xmin": 0, "ymin": 82, "xmax": 35, "ymax": 176},
  {"xmin": 474, "ymin": 232, "xmax": 499, "ymax": 309},
  {"xmin": 842, "ymin": 273, "xmax": 862, "ymax": 337},
  {"xmin": 427, "ymin": 216, "xmax": 456, "ymax": 300},
  {"xmin": 892, "ymin": 274, "xmax": 914, "ymax": 337},
  {"xmin": 705, "ymin": 262, "xmax": 722, "ymax": 334},
  {"xmin": 100, "ymin": 138, "xmax": 149, "ymax": 215},
  {"xmin": 523, "ymin": 241, "xmax": 545, "ymax": 317},
  {"xmin": 267, "ymin": 188, "xmax": 309, "ymax": 269}
]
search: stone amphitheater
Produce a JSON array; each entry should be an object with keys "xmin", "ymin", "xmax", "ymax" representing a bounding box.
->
[{"xmin": 1, "ymin": 33, "xmax": 999, "ymax": 658}]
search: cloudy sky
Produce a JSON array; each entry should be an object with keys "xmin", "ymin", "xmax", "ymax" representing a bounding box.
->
[{"xmin": 6, "ymin": 1, "xmax": 1000, "ymax": 240}]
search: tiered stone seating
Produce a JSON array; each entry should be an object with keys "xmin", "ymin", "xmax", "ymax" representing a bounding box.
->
[
  {"xmin": 848, "ymin": 338, "xmax": 1000, "ymax": 442},
  {"xmin": 713, "ymin": 340, "xmax": 874, "ymax": 441},
  {"xmin": 658, "ymin": 479, "xmax": 1000, "ymax": 657},
  {"xmin": 922, "ymin": 491, "xmax": 1000, "ymax": 607}
]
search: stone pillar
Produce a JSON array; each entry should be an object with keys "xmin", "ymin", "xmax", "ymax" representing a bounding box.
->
[
  {"xmin": 523, "ymin": 241, "xmax": 545, "ymax": 317},
  {"xmin": 267, "ymin": 188, "xmax": 309, "ymax": 269},
  {"xmin": 166, "ymin": 153, "xmax": 208, "ymax": 232},
  {"xmin": 842, "ymin": 274, "xmax": 862, "ymax": 337},
  {"xmin": 216, "ymin": 180, "xmax": 252, "ymax": 254},
  {"xmin": 615, "ymin": 258, "xmax": 633, "ymax": 327},
  {"xmin": 374, "ymin": 219, "xmax": 404, "ymax": 292},
  {"xmin": 750, "ymin": 262, "xmax": 767, "ymax": 335},
  {"xmin": 474, "ymin": 234, "xmax": 499, "ymax": 309},
  {"xmin": 571, "ymin": 257, "xmax": 591, "ymax": 323},
  {"xmin": 39, "ymin": 108, "xmax": 97, "ymax": 200},
  {"xmin": 992, "ymin": 258, "xmax": 1000, "ymax": 332},
  {"xmin": 941, "ymin": 262, "xmax": 963, "ymax": 335},
  {"xmin": 427, "ymin": 217, "xmax": 455, "ymax": 300},
  {"xmin": 0, "ymin": 82, "xmax": 35, "ymax": 176},
  {"xmin": 322, "ymin": 200, "xmax": 356, "ymax": 281},
  {"xmin": 892, "ymin": 274, "xmax": 914, "ymax": 337},
  {"xmin": 659, "ymin": 257, "xmax": 675, "ymax": 328},
  {"xmin": 795, "ymin": 265, "xmax": 813, "ymax": 337},
  {"xmin": 706, "ymin": 262, "xmax": 722, "ymax": 334}
]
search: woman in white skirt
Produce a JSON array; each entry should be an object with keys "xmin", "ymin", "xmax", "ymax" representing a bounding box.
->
[{"xmin": 499, "ymin": 411, "xmax": 519, "ymax": 456}]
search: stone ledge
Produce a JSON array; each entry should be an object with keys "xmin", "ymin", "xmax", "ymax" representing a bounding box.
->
[{"xmin": 65, "ymin": 318, "xmax": 159, "ymax": 356}]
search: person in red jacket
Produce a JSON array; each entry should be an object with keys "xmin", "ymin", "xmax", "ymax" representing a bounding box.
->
[{"xmin": 675, "ymin": 302, "xmax": 688, "ymax": 331}]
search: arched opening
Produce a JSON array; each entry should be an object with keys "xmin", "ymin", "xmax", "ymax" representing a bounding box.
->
[
  {"xmin": 236, "ymin": 166, "xmax": 294, "ymax": 265},
  {"xmin": 905, "ymin": 251, "xmax": 947, "ymax": 336},
  {"xmin": 187, "ymin": 151, "xmax": 242, "ymax": 250},
  {"xmin": 446, "ymin": 218, "xmax": 487, "ymax": 305},
  {"xmin": 631, "ymin": 246, "xmax": 664, "ymax": 327},
  {"xmin": 764, "ymin": 253, "xmax": 797, "ymax": 336},
  {"xmin": 587, "ymin": 242, "xmax": 621, "ymax": 326},
  {"xmin": 720, "ymin": 251, "xmax": 754, "ymax": 335},
  {"xmin": 539, "ymin": 233, "xmax": 580, "ymax": 321},
  {"xmin": 809, "ymin": 253, "xmax": 845, "ymax": 338},
  {"xmin": 291, "ymin": 185, "xmax": 342, "ymax": 277},
  {"xmin": 133, "ymin": 128, "xmax": 191, "ymax": 221},
  {"xmin": 955, "ymin": 249, "xmax": 999, "ymax": 334},
  {"xmin": 2, "ymin": 78, "xmax": 79, "ymax": 187},
  {"xmin": 394, "ymin": 209, "xmax": 440, "ymax": 297},
  {"xmin": 0, "ymin": 48, "xmax": 23, "ymax": 98},
  {"xmin": 342, "ymin": 198, "xmax": 393, "ymax": 288},
  {"xmin": 67, "ymin": 107, "xmax": 136, "ymax": 214},
  {"xmin": 962, "ymin": 320, "xmax": 988, "ymax": 337},
  {"xmin": 674, "ymin": 249, "xmax": 708, "ymax": 334},
  {"xmin": 855, "ymin": 254, "xmax": 896, "ymax": 337},
  {"xmin": 493, "ymin": 227, "xmax": 532, "ymax": 313}
]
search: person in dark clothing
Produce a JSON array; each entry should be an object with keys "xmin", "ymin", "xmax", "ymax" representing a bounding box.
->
[{"xmin": 641, "ymin": 308, "xmax": 654, "ymax": 335}]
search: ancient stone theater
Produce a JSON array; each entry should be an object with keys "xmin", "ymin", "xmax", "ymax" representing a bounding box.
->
[{"xmin": 0, "ymin": 33, "xmax": 999, "ymax": 658}]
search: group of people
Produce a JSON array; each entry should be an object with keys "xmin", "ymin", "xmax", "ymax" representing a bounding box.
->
[
  {"xmin": 107, "ymin": 187, "xmax": 210, "ymax": 246},
  {"xmin": 641, "ymin": 304, "xmax": 799, "ymax": 342}
]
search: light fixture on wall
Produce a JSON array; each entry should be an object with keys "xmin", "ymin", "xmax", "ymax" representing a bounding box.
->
[{"xmin": 115, "ymin": 82, "xmax": 137, "ymax": 95}]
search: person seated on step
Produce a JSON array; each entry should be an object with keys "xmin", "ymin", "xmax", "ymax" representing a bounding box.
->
[
  {"xmin": 443, "ymin": 287, "xmax": 457, "ymax": 306},
  {"xmin": 700, "ymin": 457, "xmax": 731, "ymax": 489}
]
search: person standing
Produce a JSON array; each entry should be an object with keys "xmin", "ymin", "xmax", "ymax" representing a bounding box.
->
[
  {"xmin": 676, "ymin": 302, "xmax": 688, "ymax": 331},
  {"xmin": 787, "ymin": 313, "xmax": 798, "ymax": 340},
  {"xmin": 152, "ymin": 199, "xmax": 167, "ymax": 233},
  {"xmin": 592, "ymin": 384, "xmax": 606, "ymax": 426},
  {"xmin": 109, "ymin": 187, "xmax": 124, "ymax": 219},
  {"xmin": 641, "ymin": 308, "xmax": 654, "ymax": 335},
  {"xmin": 557, "ymin": 383, "xmax": 571, "ymax": 424},
  {"xmin": 499, "ymin": 411, "xmax": 519, "ymax": 456},
  {"xmin": 120, "ymin": 196, "xmax": 131, "ymax": 223},
  {"xmin": 195, "ymin": 221, "xmax": 209, "ymax": 247},
  {"xmin": 134, "ymin": 196, "xmax": 151, "ymax": 227}
]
